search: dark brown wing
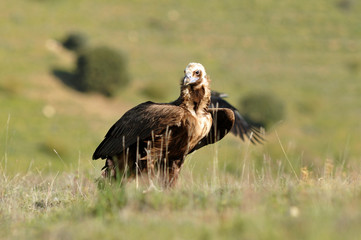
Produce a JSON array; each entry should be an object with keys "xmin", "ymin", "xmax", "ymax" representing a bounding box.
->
[
  {"xmin": 188, "ymin": 108, "xmax": 235, "ymax": 154},
  {"xmin": 93, "ymin": 101, "xmax": 184, "ymax": 160},
  {"xmin": 210, "ymin": 91, "xmax": 264, "ymax": 144}
]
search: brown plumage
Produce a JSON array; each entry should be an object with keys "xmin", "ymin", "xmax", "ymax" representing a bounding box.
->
[
  {"xmin": 209, "ymin": 91, "xmax": 264, "ymax": 144},
  {"xmin": 93, "ymin": 63, "xmax": 259, "ymax": 186}
]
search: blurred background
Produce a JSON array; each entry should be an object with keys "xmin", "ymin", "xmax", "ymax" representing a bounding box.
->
[{"xmin": 1, "ymin": 0, "xmax": 360, "ymax": 177}]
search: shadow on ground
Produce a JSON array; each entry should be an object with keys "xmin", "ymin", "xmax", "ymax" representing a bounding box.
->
[{"xmin": 52, "ymin": 69, "xmax": 84, "ymax": 92}]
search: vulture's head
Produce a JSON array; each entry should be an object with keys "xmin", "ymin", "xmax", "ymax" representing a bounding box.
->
[{"xmin": 182, "ymin": 62, "xmax": 209, "ymax": 87}]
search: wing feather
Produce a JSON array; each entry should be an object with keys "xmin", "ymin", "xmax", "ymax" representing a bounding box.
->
[
  {"xmin": 210, "ymin": 91, "xmax": 264, "ymax": 144},
  {"xmin": 93, "ymin": 101, "xmax": 184, "ymax": 160}
]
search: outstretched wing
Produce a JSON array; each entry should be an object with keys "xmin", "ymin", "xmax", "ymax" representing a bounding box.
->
[
  {"xmin": 189, "ymin": 108, "xmax": 235, "ymax": 154},
  {"xmin": 93, "ymin": 101, "xmax": 184, "ymax": 160},
  {"xmin": 210, "ymin": 91, "xmax": 264, "ymax": 144}
]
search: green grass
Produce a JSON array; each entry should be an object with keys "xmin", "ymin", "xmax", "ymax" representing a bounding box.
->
[
  {"xmin": 1, "ymin": 161, "xmax": 361, "ymax": 240},
  {"xmin": 1, "ymin": 0, "xmax": 361, "ymax": 239}
]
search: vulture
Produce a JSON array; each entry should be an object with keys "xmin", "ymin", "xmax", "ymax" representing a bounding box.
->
[{"xmin": 93, "ymin": 63, "xmax": 263, "ymax": 186}]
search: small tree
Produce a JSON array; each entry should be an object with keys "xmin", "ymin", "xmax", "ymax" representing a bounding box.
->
[
  {"xmin": 75, "ymin": 46, "xmax": 129, "ymax": 96},
  {"xmin": 62, "ymin": 32, "xmax": 88, "ymax": 52},
  {"xmin": 240, "ymin": 92, "xmax": 285, "ymax": 129}
]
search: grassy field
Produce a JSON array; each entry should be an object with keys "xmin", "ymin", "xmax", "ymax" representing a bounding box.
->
[
  {"xmin": 1, "ymin": 0, "xmax": 361, "ymax": 239},
  {"xmin": 1, "ymin": 164, "xmax": 361, "ymax": 240}
]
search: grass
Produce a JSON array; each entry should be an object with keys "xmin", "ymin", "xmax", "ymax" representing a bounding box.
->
[
  {"xmin": 1, "ymin": 0, "xmax": 361, "ymax": 238},
  {"xmin": 1, "ymin": 158, "xmax": 361, "ymax": 240}
]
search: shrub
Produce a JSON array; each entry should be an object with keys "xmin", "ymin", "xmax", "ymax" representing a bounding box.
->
[
  {"xmin": 240, "ymin": 92, "xmax": 285, "ymax": 129},
  {"xmin": 337, "ymin": 0, "xmax": 354, "ymax": 11},
  {"xmin": 345, "ymin": 59, "xmax": 360, "ymax": 74},
  {"xmin": 62, "ymin": 32, "xmax": 88, "ymax": 52},
  {"xmin": 75, "ymin": 46, "xmax": 129, "ymax": 96},
  {"xmin": 141, "ymin": 82, "xmax": 169, "ymax": 101}
]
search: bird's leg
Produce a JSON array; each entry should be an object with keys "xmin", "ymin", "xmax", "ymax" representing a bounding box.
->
[
  {"xmin": 166, "ymin": 160, "xmax": 182, "ymax": 188},
  {"xmin": 101, "ymin": 158, "xmax": 116, "ymax": 179}
]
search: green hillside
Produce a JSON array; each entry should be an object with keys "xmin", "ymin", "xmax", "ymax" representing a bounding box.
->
[{"xmin": 2, "ymin": 0, "xmax": 360, "ymax": 174}]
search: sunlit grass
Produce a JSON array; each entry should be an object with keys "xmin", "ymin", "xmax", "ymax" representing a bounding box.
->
[{"xmin": 1, "ymin": 154, "xmax": 361, "ymax": 240}]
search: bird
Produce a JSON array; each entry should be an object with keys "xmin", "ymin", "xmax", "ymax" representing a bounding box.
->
[
  {"xmin": 93, "ymin": 62, "xmax": 262, "ymax": 186},
  {"xmin": 187, "ymin": 91, "xmax": 264, "ymax": 154},
  {"xmin": 210, "ymin": 91, "xmax": 264, "ymax": 143}
]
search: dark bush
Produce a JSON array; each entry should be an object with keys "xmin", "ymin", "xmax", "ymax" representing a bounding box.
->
[
  {"xmin": 240, "ymin": 92, "xmax": 285, "ymax": 130},
  {"xmin": 337, "ymin": 0, "xmax": 354, "ymax": 11},
  {"xmin": 345, "ymin": 59, "xmax": 360, "ymax": 74},
  {"xmin": 75, "ymin": 46, "xmax": 129, "ymax": 96},
  {"xmin": 141, "ymin": 82, "xmax": 171, "ymax": 101},
  {"xmin": 142, "ymin": 83, "xmax": 166, "ymax": 100},
  {"xmin": 62, "ymin": 32, "xmax": 88, "ymax": 52}
]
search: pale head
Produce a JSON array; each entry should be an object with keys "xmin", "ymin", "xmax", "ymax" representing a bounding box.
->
[{"xmin": 183, "ymin": 62, "xmax": 208, "ymax": 86}]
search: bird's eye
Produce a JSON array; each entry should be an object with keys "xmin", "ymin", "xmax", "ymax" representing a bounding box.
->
[{"xmin": 195, "ymin": 70, "xmax": 200, "ymax": 76}]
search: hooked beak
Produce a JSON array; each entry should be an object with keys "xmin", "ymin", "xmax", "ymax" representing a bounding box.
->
[{"xmin": 183, "ymin": 73, "xmax": 199, "ymax": 85}]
